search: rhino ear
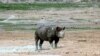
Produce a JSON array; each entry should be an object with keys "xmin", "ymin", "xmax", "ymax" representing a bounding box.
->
[{"xmin": 56, "ymin": 26, "xmax": 60, "ymax": 31}]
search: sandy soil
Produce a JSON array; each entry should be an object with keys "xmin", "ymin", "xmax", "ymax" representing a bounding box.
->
[{"xmin": 0, "ymin": 30, "xmax": 100, "ymax": 56}]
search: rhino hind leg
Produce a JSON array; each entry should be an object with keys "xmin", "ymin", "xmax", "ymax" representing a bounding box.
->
[
  {"xmin": 39, "ymin": 39, "xmax": 44, "ymax": 50},
  {"xmin": 35, "ymin": 35, "xmax": 39, "ymax": 50}
]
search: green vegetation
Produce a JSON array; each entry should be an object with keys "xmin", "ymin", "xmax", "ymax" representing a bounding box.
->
[
  {"xmin": 1, "ymin": 23, "xmax": 100, "ymax": 31},
  {"xmin": 66, "ymin": 27, "xmax": 100, "ymax": 31},
  {"xmin": 0, "ymin": 3, "xmax": 93, "ymax": 10},
  {"xmin": 0, "ymin": 18, "xmax": 100, "ymax": 31}
]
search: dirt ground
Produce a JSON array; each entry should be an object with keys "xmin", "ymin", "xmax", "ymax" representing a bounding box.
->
[{"xmin": 0, "ymin": 30, "xmax": 100, "ymax": 56}]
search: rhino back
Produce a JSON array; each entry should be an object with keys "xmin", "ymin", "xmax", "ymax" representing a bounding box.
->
[{"xmin": 35, "ymin": 26, "xmax": 56, "ymax": 41}]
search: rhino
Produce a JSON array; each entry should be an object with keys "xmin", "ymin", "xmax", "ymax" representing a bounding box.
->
[{"xmin": 35, "ymin": 25, "xmax": 65, "ymax": 50}]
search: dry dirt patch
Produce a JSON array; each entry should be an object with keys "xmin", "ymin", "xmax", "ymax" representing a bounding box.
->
[{"xmin": 0, "ymin": 30, "xmax": 100, "ymax": 56}]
